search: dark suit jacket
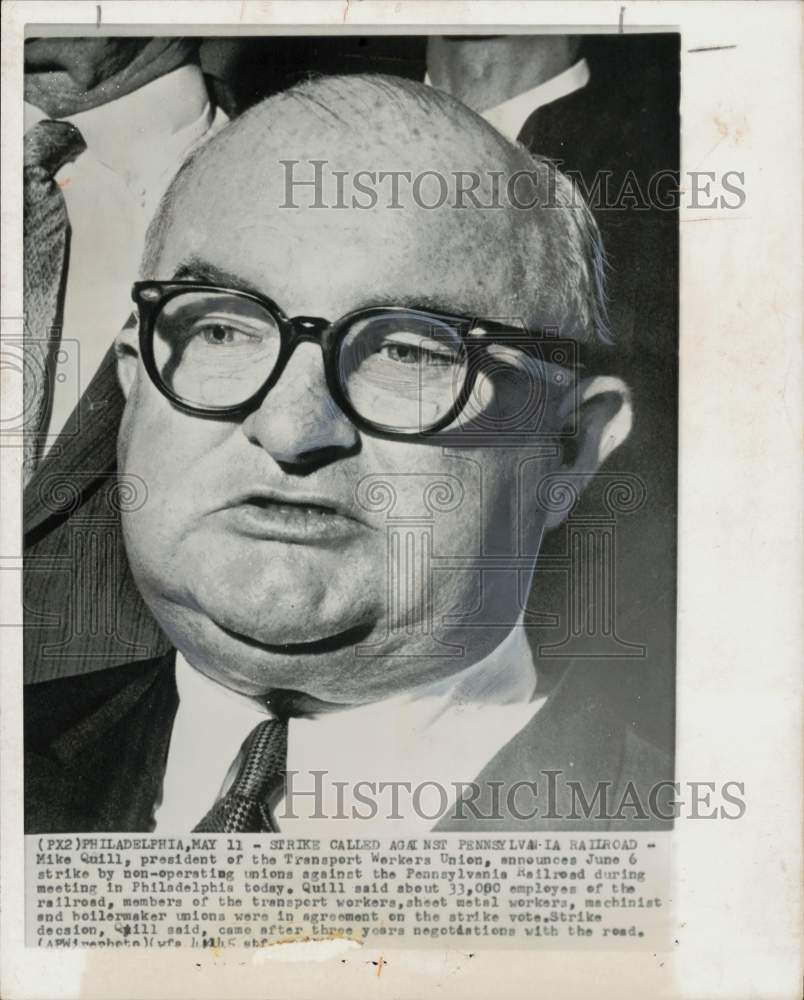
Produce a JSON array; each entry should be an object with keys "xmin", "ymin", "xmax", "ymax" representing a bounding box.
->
[
  {"xmin": 24, "ymin": 348, "xmax": 169, "ymax": 685},
  {"xmin": 25, "ymin": 651, "xmax": 672, "ymax": 834}
]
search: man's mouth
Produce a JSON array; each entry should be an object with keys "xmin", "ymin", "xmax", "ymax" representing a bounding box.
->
[{"xmin": 221, "ymin": 492, "xmax": 368, "ymax": 544}]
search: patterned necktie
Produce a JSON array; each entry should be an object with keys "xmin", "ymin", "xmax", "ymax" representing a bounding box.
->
[
  {"xmin": 193, "ymin": 718, "xmax": 289, "ymax": 833},
  {"xmin": 23, "ymin": 119, "xmax": 86, "ymax": 483}
]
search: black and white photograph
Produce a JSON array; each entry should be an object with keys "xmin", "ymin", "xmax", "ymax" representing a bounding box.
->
[{"xmin": 20, "ymin": 30, "xmax": 679, "ymax": 835}]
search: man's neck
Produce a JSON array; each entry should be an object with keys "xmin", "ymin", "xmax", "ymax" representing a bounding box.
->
[{"xmin": 426, "ymin": 35, "xmax": 582, "ymax": 114}]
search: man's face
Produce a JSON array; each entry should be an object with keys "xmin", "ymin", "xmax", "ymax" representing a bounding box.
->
[{"xmin": 117, "ymin": 100, "xmax": 597, "ymax": 703}]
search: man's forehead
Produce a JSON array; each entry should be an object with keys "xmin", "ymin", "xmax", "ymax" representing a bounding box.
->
[
  {"xmin": 158, "ymin": 215, "xmax": 536, "ymax": 324},
  {"xmin": 159, "ymin": 204, "xmax": 550, "ymax": 328}
]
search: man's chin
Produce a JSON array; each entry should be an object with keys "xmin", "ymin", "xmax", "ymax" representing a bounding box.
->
[
  {"xmin": 191, "ymin": 532, "xmax": 369, "ymax": 595},
  {"xmin": 178, "ymin": 608, "xmax": 382, "ymax": 701},
  {"xmin": 211, "ymin": 615, "xmax": 376, "ymax": 653},
  {"xmin": 192, "ymin": 584, "xmax": 379, "ymax": 649}
]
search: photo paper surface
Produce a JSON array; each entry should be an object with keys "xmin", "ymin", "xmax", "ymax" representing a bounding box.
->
[{"xmin": 1, "ymin": 3, "xmax": 800, "ymax": 998}]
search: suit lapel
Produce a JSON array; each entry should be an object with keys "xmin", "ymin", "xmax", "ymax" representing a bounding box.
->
[
  {"xmin": 24, "ymin": 345, "xmax": 123, "ymax": 542},
  {"xmin": 22, "ymin": 340, "xmax": 169, "ymax": 683},
  {"xmin": 25, "ymin": 652, "xmax": 179, "ymax": 832},
  {"xmin": 435, "ymin": 663, "xmax": 625, "ymax": 831}
]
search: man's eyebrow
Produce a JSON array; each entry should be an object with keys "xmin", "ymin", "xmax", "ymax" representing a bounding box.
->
[
  {"xmin": 168, "ymin": 263, "xmax": 521, "ymax": 327},
  {"xmin": 369, "ymin": 294, "xmax": 537, "ymax": 331},
  {"xmin": 367, "ymin": 292, "xmax": 479, "ymax": 318},
  {"xmin": 171, "ymin": 257, "xmax": 263, "ymax": 296},
  {"xmin": 170, "ymin": 266, "xmax": 475, "ymax": 319}
]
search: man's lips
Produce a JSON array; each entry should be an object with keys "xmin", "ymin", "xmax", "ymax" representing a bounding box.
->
[{"xmin": 215, "ymin": 488, "xmax": 372, "ymax": 544}]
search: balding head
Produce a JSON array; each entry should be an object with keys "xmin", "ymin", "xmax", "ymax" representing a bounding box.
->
[{"xmin": 144, "ymin": 73, "xmax": 607, "ymax": 343}]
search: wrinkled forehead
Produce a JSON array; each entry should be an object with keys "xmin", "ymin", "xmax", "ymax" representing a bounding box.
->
[{"xmin": 149, "ymin": 92, "xmax": 571, "ymax": 326}]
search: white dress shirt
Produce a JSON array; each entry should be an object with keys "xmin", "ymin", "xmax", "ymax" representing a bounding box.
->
[
  {"xmin": 426, "ymin": 58, "xmax": 590, "ymax": 142},
  {"xmin": 153, "ymin": 626, "xmax": 546, "ymax": 833},
  {"xmin": 24, "ymin": 63, "xmax": 228, "ymax": 448}
]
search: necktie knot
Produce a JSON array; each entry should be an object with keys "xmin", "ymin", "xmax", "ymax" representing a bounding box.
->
[{"xmin": 24, "ymin": 120, "xmax": 86, "ymax": 176}]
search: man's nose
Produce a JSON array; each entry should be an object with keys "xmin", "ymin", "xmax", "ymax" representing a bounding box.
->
[{"xmin": 240, "ymin": 342, "xmax": 359, "ymax": 468}]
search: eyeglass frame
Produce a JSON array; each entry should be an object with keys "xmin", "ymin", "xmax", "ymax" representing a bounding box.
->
[{"xmin": 131, "ymin": 279, "xmax": 578, "ymax": 441}]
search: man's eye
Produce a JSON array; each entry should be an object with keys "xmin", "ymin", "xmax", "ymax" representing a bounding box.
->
[
  {"xmin": 195, "ymin": 324, "xmax": 256, "ymax": 346},
  {"xmin": 379, "ymin": 340, "xmax": 455, "ymax": 367}
]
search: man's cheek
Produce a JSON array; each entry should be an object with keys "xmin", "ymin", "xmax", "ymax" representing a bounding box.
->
[
  {"xmin": 125, "ymin": 400, "xmax": 208, "ymax": 482},
  {"xmin": 120, "ymin": 412, "xmax": 212, "ymax": 549}
]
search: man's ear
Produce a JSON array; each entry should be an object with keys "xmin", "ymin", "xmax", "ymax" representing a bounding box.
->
[
  {"xmin": 543, "ymin": 375, "xmax": 633, "ymax": 532},
  {"xmin": 114, "ymin": 313, "xmax": 140, "ymax": 399}
]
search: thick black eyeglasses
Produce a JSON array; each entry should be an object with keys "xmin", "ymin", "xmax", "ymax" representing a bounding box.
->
[{"xmin": 132, "ymin": 280, "xmax": 572, "ymax": 439}]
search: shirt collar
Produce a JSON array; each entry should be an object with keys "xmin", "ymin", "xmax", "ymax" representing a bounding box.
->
[
  {"xmin": 425, "ymin": 57, "xmax": 590, "ymax": 142},
  {"xmin": 24, "ymin": 62, "xmax": 213, "ymax": 196},
  {"xmin": 398, "ymin": 617, "xmax": 538, "ymax": 719}
]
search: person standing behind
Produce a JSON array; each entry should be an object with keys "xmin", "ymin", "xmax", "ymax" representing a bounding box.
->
[
  {"xmin": 23, "ymin": 38, "xmax": 228, "ymax": 682},
  {"xmin": 23, "ymin": 37, "xmax": 228, "ymax": 471}
]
